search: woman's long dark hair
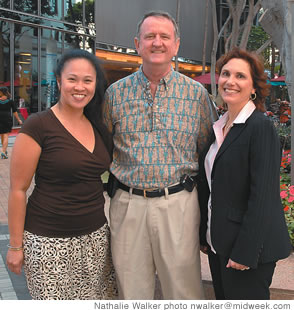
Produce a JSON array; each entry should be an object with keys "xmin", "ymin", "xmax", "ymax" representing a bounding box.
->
[{"xmin": 54, "ymin": 49, "xmax": 113, "ymax": 156}]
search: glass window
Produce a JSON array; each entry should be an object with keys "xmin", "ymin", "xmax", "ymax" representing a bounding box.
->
[
  {"xmin": 64, "ymin": 32, "xmax": 85, "ymax": 50},
  {"xmin": 84, "ymin": 27, "xmax": 96, "ymax": 53},
  {"xmin": 41, "ymin": 19, "xmax": 66, "ymax": 32},
  {"xmin": 41, "ymin": 30, "xmax": 62, "ymax": 110},
  {"xmin": 14, "ymin": 0, "xmax": 37, "ymax": 15},
  {"xmin": 0, "ymin": 21, "xmax": 10, "ymax": 90},
  {"xmin": 0, "ymin": 7, "xmax": 19, "ymax": 20},
  {"xmin": 14, "ymin": 26, "xmax": 37, "ymax": 119},
  {"xmin": 41, "ymin": 0, "xmax": 59, "ymax": 18},
  {"xmin": 64, "ymin": 0, "xmax": 95, "ymax": 26},
  {"xmin": 0, "ymin": 0, "xmax": 10, "ymax": 8},
  {"xmin": 64, "ymin": 0, "xmax": 96, "ymax": 51},
  {"xmin": 40, "ymin": 29, "xmax": 84, "ymax": 111},
  {"xmin": 64, "ymin": 0, "xmax": 84, "ymax": 24}
]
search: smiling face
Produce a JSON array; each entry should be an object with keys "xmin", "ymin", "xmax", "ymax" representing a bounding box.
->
[
  {"xmin": 134, "ymin": 16, "xmax": 180, "ymax": 71},
  {"xmin": 218, "ymin": 58, "xmax": 256, "ymax": 109},
  {"xmin": 57, "ymin": 58, "xmax": 96, "ymax": 111}
]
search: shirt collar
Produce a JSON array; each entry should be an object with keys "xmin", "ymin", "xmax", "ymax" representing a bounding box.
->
[
  {"xmin": 137, "ymin": 65, "xmax": 174, "ymax": 91},
  {"xmin": 214, "ymin": 100, "xmax": 256, "ymax": 128},
  {"xmin": 233, "ymin": 100, "xmax": 256, "ymax": 124}
]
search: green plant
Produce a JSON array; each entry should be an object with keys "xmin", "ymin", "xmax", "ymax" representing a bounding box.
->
[{"xmin": 277, "ymin": 125, "xmax": 291, "ymax": 151}]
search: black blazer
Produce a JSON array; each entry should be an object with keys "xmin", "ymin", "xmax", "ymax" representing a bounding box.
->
[{"xmin": 198, "ymin": 110, "xmax": 292, "ymax": 269}]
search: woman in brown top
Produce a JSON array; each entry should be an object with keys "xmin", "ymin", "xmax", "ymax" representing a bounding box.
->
[{"xmin": 6, "ymin": 49, "xmax": 117, "ymax": 299}]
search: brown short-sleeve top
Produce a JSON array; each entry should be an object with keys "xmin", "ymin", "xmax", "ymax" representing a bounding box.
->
[{"xmin": 21, "ymin": 109, "xmax": 110, "ymax": 238}]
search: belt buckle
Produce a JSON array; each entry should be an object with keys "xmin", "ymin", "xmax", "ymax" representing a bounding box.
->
[{"xmin": 143, "ymin": 188, "xmax": 158, "ymax": 198}]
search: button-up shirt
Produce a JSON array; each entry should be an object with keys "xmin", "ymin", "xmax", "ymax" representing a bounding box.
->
[
  {"xmin": 104, "ymin": 66, "xmax": 217, "ymax": 189},
  {"xmin": 204, "ymin": 100, "xmax": 256, "ymax": 252}
]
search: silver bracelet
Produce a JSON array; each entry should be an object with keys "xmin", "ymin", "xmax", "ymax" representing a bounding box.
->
[{"xmin": 7, "ymin": 244, "xmax": 23, "ymax": 251}]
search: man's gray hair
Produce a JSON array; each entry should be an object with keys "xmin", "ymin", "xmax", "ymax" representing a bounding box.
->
[{"xmin": 136, "ymin": 11, "xmax": 180, "ymax": 40}]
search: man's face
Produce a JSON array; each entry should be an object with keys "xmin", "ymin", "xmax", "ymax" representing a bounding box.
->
[{"xmin": 134, "ymin": 16, "xmax": 180, "ymax": 68}]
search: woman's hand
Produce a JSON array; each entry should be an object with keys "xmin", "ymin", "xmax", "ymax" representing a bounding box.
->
[
  {"xmin": 6, "ymin": 250, "xmax": 24, "ymax": 275},
  {"xmin": 226, "ymin": 258, "xmax": 250, "ymax": 271}
]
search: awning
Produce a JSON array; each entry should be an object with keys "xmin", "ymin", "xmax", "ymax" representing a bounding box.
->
[
  {"xmin": 270, "ymin": 76, "xmax": 286, "ymax": 85},
  {"xmin": 270, "ymin": 76, "xmax": 285, "ymax": 82},
  {"xmin": 270, "ymin": 81, "xmax": 286, "ymax": 86},
  {"xmin": 193, "ymin": 72, "xmax": 219, "ymax": 84}
]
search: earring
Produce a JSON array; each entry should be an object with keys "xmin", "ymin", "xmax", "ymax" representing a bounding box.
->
[{"xmin": 250, "ymin": 93, "xmax": 257, "ymax": 101}]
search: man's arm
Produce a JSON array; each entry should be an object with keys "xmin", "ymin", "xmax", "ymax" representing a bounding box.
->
[
  {"xmin": 103, "ymin": 88, "xmax": 114, "ymax": 134},
  {"xmin": 197, "ymin": 90, "xmax": 218, "ymax": 155}
]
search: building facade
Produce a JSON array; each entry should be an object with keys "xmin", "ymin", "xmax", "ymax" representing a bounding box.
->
[
  {"xmin": 0, "ymin": 0, "xmax": 214, "ymax": 125},
  {"xmin": 95, "ymin": 0, "xmax": 214, "ymax": 84},
  {"xmin": 0, "ymin": 0, "xmax": 95, "ymax": 125}
]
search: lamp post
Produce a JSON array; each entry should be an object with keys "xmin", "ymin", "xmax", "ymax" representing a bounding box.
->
[{"xmin": 289, "ymin": 0, "xmax": 294, "ymax": 183}]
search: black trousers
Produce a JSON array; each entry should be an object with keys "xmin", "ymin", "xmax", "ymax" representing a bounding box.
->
[{"xmin": 208, "ymin": 250, "xmax": 276, "ymax": 300}]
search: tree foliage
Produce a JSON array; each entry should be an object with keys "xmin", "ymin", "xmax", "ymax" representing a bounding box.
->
[
  {"xmin": 64, "ymin": 0, "xmax": 95, "ymax": 51},
  {"xmin": 209, "ymin": 0, "xmax": 264, "ymax": 98},
  {"xmin": 247, "ymin": 25, "xmax": 271, "ymax": 67},
  {"xmin": 65, "ymin": 0, "xmax": 95, "ymax": 24}
]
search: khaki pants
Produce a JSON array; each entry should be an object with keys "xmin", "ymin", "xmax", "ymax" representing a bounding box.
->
[{"xmin": 109, "ymin": 187, "xmax": 204, "ymax": 300}]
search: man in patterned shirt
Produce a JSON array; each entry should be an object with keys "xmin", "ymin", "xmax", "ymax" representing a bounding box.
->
[{"xmin": 104, "ymin": 11, "xmax": 217, "ymax": 299}]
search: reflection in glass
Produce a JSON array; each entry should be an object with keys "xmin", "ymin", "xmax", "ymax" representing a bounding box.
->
[
  {"xmin": 0, "ymin": 7, "xmax": 20, "ymax": 21},
  {"xmin": 43, "ymin": 31, "xmax": 58, "ymax": 109},
  {"xmin": 2, "ymin": 0, "xmax": 97, "ymax": 122},
  {"xmin": 0, "ymin": 0, "xmax": 10, "ymax": 8},
  {"xmin": 14, "ymin": 0, "xmax": 37, "ymax": 15},
  {"xmin": 14, "ymin": 26, "xmax": 37, "ymax": 117},
  {"xmin": 64, "ymin": 0, "xmax": 84, "ymax": 24},
  {"xmin": 41, "ymin": 30, "xmax": 62, "ymax": 110},
  {"xmin": 64, "ymin": 0, "xmax": 96, "ymax": 52},
  {"xmin": 41, "ymin": 0, "xmax": 58, "ymax": 18},
  {"xmin": 64, "ymin": 33, "xmax": 83, "ymax": 50},
  {"xmin": 0, "ymin": 20, "xmax": 10, "ymax": 89}
]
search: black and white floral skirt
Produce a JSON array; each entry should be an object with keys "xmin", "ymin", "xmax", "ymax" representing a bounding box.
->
[{"xmin": 23, "ymin": 224, "xmax": 118, "ymax": 300}]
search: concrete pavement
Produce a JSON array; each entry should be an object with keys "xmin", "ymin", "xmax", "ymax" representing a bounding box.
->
[
  {"xmin": 0, "ymin": 138, "xmax": 31, "ymax": 300},
  {"xmin": 0, "ymin": 135, "xmax": 293, "ymax": 300}
]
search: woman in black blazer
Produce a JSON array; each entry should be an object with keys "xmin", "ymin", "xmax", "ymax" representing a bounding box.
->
[{"xmin": 198, "ymin": 47, "xmax": 292, "ymax": 300}]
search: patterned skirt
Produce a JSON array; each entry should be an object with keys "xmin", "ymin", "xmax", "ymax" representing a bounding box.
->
[{"xmin": 23, "ymin": 224, "xmax": 118, "ymax": 300}]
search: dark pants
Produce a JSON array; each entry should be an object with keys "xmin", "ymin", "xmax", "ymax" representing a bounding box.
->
[{"xmin": 208, "ymin": 250, "xmax": 276, "ymax": 300}]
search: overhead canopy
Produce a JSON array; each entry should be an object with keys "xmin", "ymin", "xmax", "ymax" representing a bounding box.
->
[
  {"xmin": 0, "ymin": 80, "xmax": 46, "ymax": 87},
  {"xmin": 270, "ymin": 75, "xmax": 285, "ymax": 82},
  {"xmin": 0, "ymin": 80, "xmax": 21, "ymax": 86},
  {"xmin": 193, "ymin": 72, "xmax": 219, "ymax": 84},
  {"xmin": 270, "ymin": 81, "xmax": 286, "ymax": 86},
  {"xmin": 270, "ymin": 76, "xmax": 286, "ymax": 86}
]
